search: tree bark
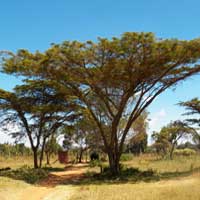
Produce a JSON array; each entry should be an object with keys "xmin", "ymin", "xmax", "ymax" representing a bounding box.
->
[
  {"xmin": 108, "ymin": 150, "xmax": 120, "ymax": 175},
  {"xmin": 46, "ymin": 151, "xmax": 50, "ymax": 165},
  {"xmin": 78, "ymin": 149, "xmax": 84, "ymax": 163},
  {"xmin": 39, "ymin": 138, "xmax": 46, "ymax": 168},
  {"xmin": 170, "ymin": 144, "xmax": 175, "ymax": 160},
  {"xmin": 33, "ymin": 148, "xmax": 38, "ymax": 168}
]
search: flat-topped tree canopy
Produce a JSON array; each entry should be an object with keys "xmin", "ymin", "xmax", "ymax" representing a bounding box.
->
[
  {"xmin": 2, "ymin": 32, "xmax": 200, "ymax": 174},
  {"xmin": 179, "ymin": 98, "xmax": 200, "ymax": 148},
  {"xmin": 179, "ymin": 98, "xmax": 200, "ymax": 117},
  {"xmin": 0, "ymin": 79, "xmax": 81, "ymax": 168}
]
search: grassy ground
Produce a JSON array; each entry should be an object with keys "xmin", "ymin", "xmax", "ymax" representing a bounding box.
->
[
  {"xmin": 0, "ymin": 155, "xmax": 65, "ymax": 169},
  {"xmin": 1, "ymin": 154, "xmax": 200, "ymax": 200},
  {"xmin": 0, "ymin": 177, "xmax": 29, "ymax": 200},
  {"xmin": 124, "ymin": 154, "xmax": 200, "ymax": 173},
  {"xmin": 70, "ymin": 154, "xmax": 200, "ymax": 200},
  {"xmin": 70, "ymin": 173, "xmax": 200, "ymax": 200},
  {"xmin": 0, "ymin": 176, "xmax": 74, "ymax": 200}
]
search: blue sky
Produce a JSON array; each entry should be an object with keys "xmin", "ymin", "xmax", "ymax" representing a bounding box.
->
[{"xmin": 0, "ymin": 0, "xmax": 200, "ymax": 143}]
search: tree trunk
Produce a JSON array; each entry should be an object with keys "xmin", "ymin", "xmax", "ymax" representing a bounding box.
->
[
  {"xmin": 170, "ymin": 144, "xmax": 175, "ymax": 160},
  {"xmin": 108, "ymin": 151, "xmax": 120, "ymax": 175},
  {"xmin": 33, "ymin": 149, "xmax": 38, "ymax": 169},
  {"xmin": 46, "ymin": 151, "xmax": 50, "ymax": 165},
  {"xmin": 39, "ymin": 138, "xmax": 47, "ymax": 168},
  {"xmin": 76, "ymin": 151, "xmax": 79, "ymax": 163},
  {"xmin": 85, "ymin": 150, "xmax": 88, "ymax": 163},
  {"xmin": 78, "ymin": 149, "xmax": 83, "ymax": 163}
]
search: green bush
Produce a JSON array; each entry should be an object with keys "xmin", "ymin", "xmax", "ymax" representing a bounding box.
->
[
  {"xmin": 174, "ymin": 148, "xmax": 196, "ymax": 156},
  {"xmin": 120, "ymin": 167, "xmax": 140, "ymax": 176},
  {"xmin": 120, "ymin": 154, "xmax": 133, "ymax": 161},
  {"xmin": 90, "ymin": 166, "xmax": 158, "ymax": 182},
  {"xmin": 0, "ymin": 165, "xmax": 49, "ymax": 184},
  {"xmin": 89, "ymin": 160, "xmax": 102, "ymax": 168}
]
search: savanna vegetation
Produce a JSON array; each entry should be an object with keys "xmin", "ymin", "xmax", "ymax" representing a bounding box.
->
[{"xmin": 0, "ymin": 32, "xmax": 200, "ymax": 199}]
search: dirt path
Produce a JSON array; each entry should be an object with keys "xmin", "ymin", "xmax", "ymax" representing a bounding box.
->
[
  {"xmin": 20, "ymin": 163, "xmax": 88, "ymax": 200},
  {"xmin": 40, "ymin": 163, "xmax": 87, "ymax": 187}
]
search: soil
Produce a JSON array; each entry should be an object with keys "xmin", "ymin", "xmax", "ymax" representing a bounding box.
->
[{"xmin": 20, "ymin": 163, "xmax": 87, "ymax": 200}]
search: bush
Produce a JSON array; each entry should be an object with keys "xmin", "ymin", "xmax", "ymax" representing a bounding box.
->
[
  {"xmin": 90, "ymin": 166, "xmax": 158, "ymax": 182},
  {"xmin": 174, "ymin": 148, "xmax": 196, "ymax": 156},
  {"xmin": 89, "ymin": 160, "xmax": 102, "ymax": 168},
  {"xmin": 0, "ymin": 165, "xmax": 49, "ymax": 184},
  {"xmin": 102, "ymin": 163, "xmax": 124, "ymax": 174},
  {"xmin": 140, "ymin": 168, "xmax": 154, "ymax": 177},
  {"xmin": 120, "ymin": 167, "xmax": 140, "ymax": 176},
  {"xmin": 120, "ymin": 154, "xmax": 133, "ymax": 161}
]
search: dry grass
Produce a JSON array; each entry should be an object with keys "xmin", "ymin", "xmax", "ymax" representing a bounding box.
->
[
  {"xmin": 1, "ymin": 154, "xmax": 200, "ymax": 200},
  {"xmin": 70, "ymin": 173, "xmax": 200, "ymax": 200},
  {"xmin": 0, "ymin": 177, "xmax": 29, "ymax": 200},
  {"xmin": 124, "ymin": 154, "xmax": 200, "ymax": 173},
  {"xmin": 0, "ymin": 155, "xmax": 65, "ymax": 169},
  {"xmin": 70, "ymin": 154, "xmax": 200, "ymax": 200}
]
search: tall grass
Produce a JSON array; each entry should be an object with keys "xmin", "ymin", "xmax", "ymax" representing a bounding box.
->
[
  {"xmin": 124, "ymin": 154, "xmax": 200, "ymax": 173},
  {"xmin": 70, "ymin": 173, "xmax": 200, "ymax": 200},
  {"xmin": 0, "ymin": 155, "xmax": 65, "ymax": 169}
]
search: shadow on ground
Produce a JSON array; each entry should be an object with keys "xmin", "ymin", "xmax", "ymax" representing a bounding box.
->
[{"xmin": 1, "ymin": 163, "xmax": 200, "ymax": 187}]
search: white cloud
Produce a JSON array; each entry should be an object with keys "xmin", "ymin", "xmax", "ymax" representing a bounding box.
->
[{"xmin": 149, "ymin": 108, "xmax": 167, "ymax": 131}]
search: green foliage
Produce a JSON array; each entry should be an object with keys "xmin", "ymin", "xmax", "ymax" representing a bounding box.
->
[
  {"xmin": 120, "ymin": 153, "xmax": 133, "ymax": 161},
  {"xmin": 89, "ymin": 160, "xmax": 102, "ymax": 168},
  {"xmin": 0, "ymin": 165, "xmax": 49, "ymax": 184},
  {"xmin": 0, "ymin": 143, "xmax": 32, "ymax": 157},
  {"xmin": 127, "ymin": 111, "xmax": 148, "ymax": 155},
  {"xmin": 90, "ymin": 165, "xmax": 158, "ymax": 182},
  {"xmin": 174, "ymin": 148, "xmax": 196, "ymax": 156},
  {"xmin": 2, "ymin": 32, "xmax": 200, "ymax": 174},
  {"xmin": 179, "ymin": 98, "xmax": 200, "ymax": 148},
  {"xmin": 152, "ymin": 121, "xmax": 193, "ymax": 159},
  {"xmin": 0, "ymin": 79, "xmax": 81, "ymax": 168}
]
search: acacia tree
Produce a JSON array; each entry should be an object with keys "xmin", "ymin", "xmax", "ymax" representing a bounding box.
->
[
  {"xmin": 3, "ymin": 32, "xmax": 200, "ymax": 174},
  {"xmin": 0, "ymin": 80, "xmax": 80, "ymax": 168},
  {"xmin": 152, "ymin": 131, "xmax": 170, "ymax": 156},
  {"xmin": 179, "ymin": 98, "xmax": 200, "ymax": 148},
  {"xmin": 127, "ymin": 111, "xmax": 148, "ymax": 155},
  {"xmin": 152, "ymin": 121, "xmax": 193, "ymax": 159}
]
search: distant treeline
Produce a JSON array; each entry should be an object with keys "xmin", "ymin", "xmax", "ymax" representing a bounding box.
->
[{"xmin": 0, "ymin": 143, "xmax": 32, "ymax": 157}]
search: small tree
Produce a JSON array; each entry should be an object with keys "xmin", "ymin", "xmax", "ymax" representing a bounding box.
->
[
  {"xmin": 0, "ymin": 80, "xmax": 80, "ymax": 168},
  {"xmin": 127, "ymin": 111, "xmax": 148, "ymax": 155},
  {"xmin": 152, "ymin": 121, "xmax": 193, "ymax": 159},
  {"xmin": 152, "ymin": 131, "xmax": 170, "ymax": 156}
]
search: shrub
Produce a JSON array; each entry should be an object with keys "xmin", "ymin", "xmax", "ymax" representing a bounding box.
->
[
  {"xmin": 90, "ymin": 166, "xmax": 158, "ymax": 182},
  {"xmin": 0, "ymin": 165, "xmax": 49, "ymax": 184},
  {"xmin": 140, "ymin": 168, "xmax": 154, "ymax": 177},
  {"xmin": 120, "ymin": 167, "xmax": 140, "ymax": 176},
  {"xmin": 174, "ymin": 148, "xmax": 196, "ymax": 156}
]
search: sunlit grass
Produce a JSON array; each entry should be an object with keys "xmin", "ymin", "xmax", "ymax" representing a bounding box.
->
[
  {"xmin": 70, "ymin": 173, "xmax": 200, "ymax": 200},
  {"xmin": 124, "ymin": 154, "xmax": 200, "ymax": 173},
  {"xmin": 70, "ymin": 154, "xmax": 200, "ymax": 200},
  {"xmin": 0, "ymin": 155, "xmax": 66, "ymax": 169},
  {"xmin": 0, "ymin": 177, "xmax": 29, "ymax": 200},
  {"xmin": 1, "ymin": 154, "xmax": 200, "ymax": 200}
]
